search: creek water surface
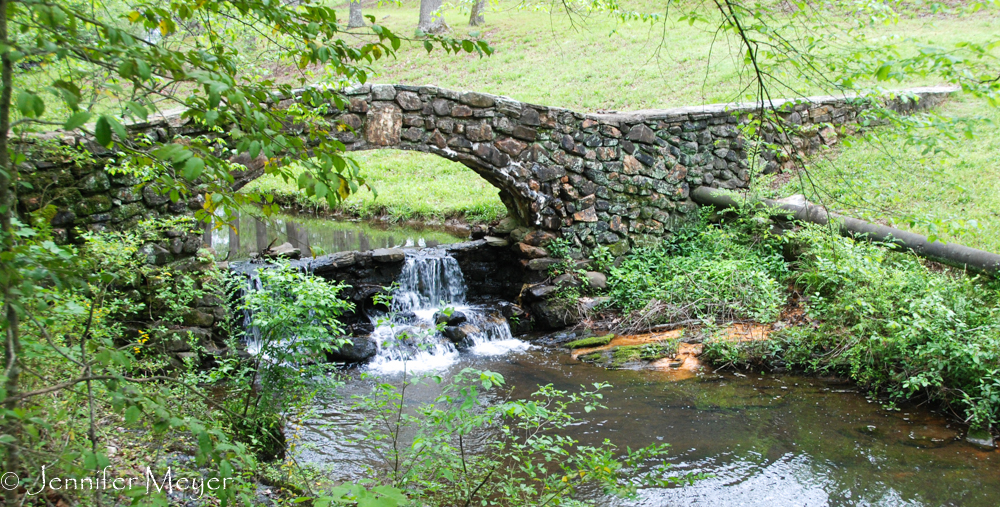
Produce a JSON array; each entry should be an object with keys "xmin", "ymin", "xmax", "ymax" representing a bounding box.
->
[
  {"xmin": 298, "ymin": 348, "xmax": 1000, "ymax": 507},
  {"xmin": 206, "ymin": 211, "xmax": 467, "ymax": 261},
  {"xmin": 235, "ymin": 219, "xmax": 999, "ymax": 506}
]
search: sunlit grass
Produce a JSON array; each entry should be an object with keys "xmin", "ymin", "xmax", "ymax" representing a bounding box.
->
[
  {"xmin": 243, "ymin": 149, "xmax": 508, "ymax": 223},
  {"xmin": 778, "ymin": 96, "xmax": 1000, "ymax": 253}
]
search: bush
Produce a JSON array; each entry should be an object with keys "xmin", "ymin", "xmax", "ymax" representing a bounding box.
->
[
  {"xmin": 705, "ymin": 224, "xmax": 1000, "ymax": 428},
  {"xmin": 606, "ymin": 216, "xmax": 789, "ymax": 329}
]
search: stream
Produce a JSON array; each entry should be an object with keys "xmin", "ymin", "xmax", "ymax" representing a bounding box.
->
[{"xmin": 238, "ymin": 218, "xmax": 1000, "ymax": 506}]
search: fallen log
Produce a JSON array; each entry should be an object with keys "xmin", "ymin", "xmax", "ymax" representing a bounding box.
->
[{"xmin": 691, "ymin": 186, "xmax": 1000, "ymax": 276}]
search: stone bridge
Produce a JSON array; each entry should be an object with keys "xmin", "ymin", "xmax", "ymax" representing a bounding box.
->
[{"xmin": 18, "ymin": 84, "xmax": 953, "ymax": 252}]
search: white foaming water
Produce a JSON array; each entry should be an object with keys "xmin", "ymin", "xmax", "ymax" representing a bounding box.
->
[{"xmin": 366, "ymin": 250, "xmax": 528, "ymax": 374}]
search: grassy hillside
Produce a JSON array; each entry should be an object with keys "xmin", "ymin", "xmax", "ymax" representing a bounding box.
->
[{"xmin": 248, "ymin": 1, "xmax": 1000, "ymax": 249}]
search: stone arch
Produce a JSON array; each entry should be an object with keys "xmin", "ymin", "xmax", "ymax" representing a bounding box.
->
[
  {"xmin": 329, "ymin": 84, "xmax": 552, "ymax": 230},
  {"xmin": 19, "ymin": 83, "xmax": 953, "ymax": 250}
]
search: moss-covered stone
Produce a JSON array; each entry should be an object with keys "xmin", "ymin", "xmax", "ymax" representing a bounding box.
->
[
  {"xmin": 578, "ymin": 352, "xmax": 607, "ymax": 364},
  {"xmin": 80, "ymin": 171, "xmax": 111, "ymax": 194},
  {"xmin": 564, "ymin": 333, "xmax": 613, "ymax": 349},
  {"xmin": 70, "ymin": 195, "xmax": 112, "ymax": 217},
  {"xmin": 111, "ymin": 202, "xmax": 145, "ymax": 223}
]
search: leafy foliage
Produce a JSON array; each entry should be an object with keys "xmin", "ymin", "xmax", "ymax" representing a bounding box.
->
[
  {"xmin": 346, "ymin": 368, "xmax": 699, "ymax": 506},
  {"xmin": 606, "ymin": 212, "xmax": 790, "ymax": 328},
  {"xmin": 703, "ymin": 223, "xmax": 1000, "ymax": 428}
]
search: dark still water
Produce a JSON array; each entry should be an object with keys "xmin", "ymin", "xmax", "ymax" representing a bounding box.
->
[
  {"xmin": 296, "ymin": 347, "xmax": 1000, "ymax": 507},
  {"xmin": 205, "ymin": 211, "xmax": 468, "ymax": 260}
]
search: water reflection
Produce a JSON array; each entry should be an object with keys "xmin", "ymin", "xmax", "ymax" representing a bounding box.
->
[{"xmin": 205, "ymin": 211, "xmax": 469, "ymax": 260}]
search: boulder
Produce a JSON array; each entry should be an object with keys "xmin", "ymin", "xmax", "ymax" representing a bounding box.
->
[
  {"xmin": 434, "ymin": 310, "xmax": 468, "ymax": 326},
  {"xmin": 372, "ymin": 248, "xmax": 405, "ymax": 263},
  {"xmin": 443, "ymin": 323, "xmax": 480, "ymax": 344},
  {"xmin": 264, "ymin": 242, "xmax": 301, "ymax": 260},
  {"xmin": 584, "ymin": 271, "xmax": 607, "ymax": 289},
  {"xmin": 326, "ymin": 336, "xmax": 378, "ymax": 363},
  {"xmin": 529, "ymin": 301, "xmax": 580, "ymax": 330},
  {"xmin": 484, "ymin": 236, "xmax": 509, "ymax": 247},
  {"xmin": 515, "ymin": 242, "xmax": 549, "ymax": 259}
]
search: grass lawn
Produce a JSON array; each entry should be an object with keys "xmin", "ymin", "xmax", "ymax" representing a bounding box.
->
[
  {"xmin": 245, "ymin": 1, "xmax": 999, "ymax": 245},
  {"xmin": 243, "ymin": 150, "xmax": 507, "ymax": 223},
  {"xmin": 776, "ymin": 95, "xmax": 1000, "ymax": 253}
]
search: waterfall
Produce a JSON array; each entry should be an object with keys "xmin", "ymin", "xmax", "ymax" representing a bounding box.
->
[
  {"xmin": 367, "ymin": 249, "xmax": 528, "ymax": 374},
  {"xmin": 233, "ymin": 248, "xmax": 530, "ymax": 372},
  {"xmin": 391, "ymin": 252, "xmax": 467, "ymax": 313}
]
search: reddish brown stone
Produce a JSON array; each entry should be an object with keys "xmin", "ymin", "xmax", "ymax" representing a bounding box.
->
[
  {"xmin": 523, "ymin": 230, "xmax": 557, "ymax": 247},
  {"xmin": 365, "ymin": 103, "xmax": 402, "ymax": 146},
  {"xmin": 573, "ymin": 207, "xmax": 598, "ymax": 223},
  {"xmin": 451, "ymin": 104, "xmax": 474, "ymax": 117},
  {"xmin": 609, "ymin": 215, "xmax": 627, "ymax": 233},
  {"xmin": 582, "ymin": 118, "xmax": 599, "ymax": 129},
  {"xmin": 348, "ymin": 97, "xmax": 368, "ymax": 113},
  {"xmin": 430, "ymin": 130, "xmax": 447, "ymax": 149},
  {"xmin": 515, "ymin": 242, "xmax": 549, "ymax": 259},
  {"xmin": 495, "ymin": 137, "xmax": 527, "ymax": 156},
  {"xmin": 623, "ymin": 154, "xmax": 642, "ymax": 175}
]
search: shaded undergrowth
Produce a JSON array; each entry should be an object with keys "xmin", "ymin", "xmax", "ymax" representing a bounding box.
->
[{"xmin": 602, "ymin": 211, "xmax": 1000, "ymax": 429}]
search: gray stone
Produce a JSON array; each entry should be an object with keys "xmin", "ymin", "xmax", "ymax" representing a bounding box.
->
[
  {"xmin": 434, "ymin": 310, "xmax": 468, "ymax": 326},
  {"xmin": 443, "ymin": 323, "xmax": 480, "ymax": 344},
  {"xmin": 628, "ymin": 124, "xmax": 657, "ymax": 144},
  {"xmin": 371, "ymin": 84, "xmax": 397, "ymax": 100},
  {"xmin": 264, "ymin": 242, "xmax": 301, "ymax": 260},
  {"xmin": 553, "ymin": 273, "xmax": 582, "ymax": 287},
  {"xmin": 372, "ymin": 248, "xmax": 405, "ymax": 262},
  {"xmin": 526, "ymin": 257, "xmax": 561, "ymax": 271},
  {"xmin": 460, "ymin": 92, "xmax": 495, "ymax": 107},
  {"xmin": 529, "ymin": 301, "xmax": 580, "ymax": 329},
  {"xmin": 527, "ymin": 284, "xmax": 558, "ymax": 300},
  {"xmin": 395, "ymin": 91, "xmax": 422, "ymax": 110},
  {"xmin": 966, "ymin": 427, "xmax": 995, "ymax": 449},
  {"xmin": 80, "ymin": 171, "xmax": 111, "ymax": 193},
  {"xmin": 484, "ymin": 236, "xmax": 509, "ymax": 247},
  {"xmin": 583, "ymin": 271, "xmax": 607, "ymax": 289},
  {"xmin": 326, "ymin": 336, "xmax": 378, "ymax": 363},
  {"xmin": 182, "ymin": 309, "xmax": 215, "ymax": 327}
]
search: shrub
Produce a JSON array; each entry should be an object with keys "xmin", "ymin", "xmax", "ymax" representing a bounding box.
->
[{"xmin": 606, "ymin": 217, "xmax": 789, "ymax": 329}]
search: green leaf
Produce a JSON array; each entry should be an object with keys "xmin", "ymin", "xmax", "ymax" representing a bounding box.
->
[
  {"xmin": 95, "ymin": 116, "xmax": 113, "ymax": 147},
  {"xmin": 64, "ymin": 111, "xmax": 91, "ymax": 130},
  {"xmin": 182, "ymin": 157, "xmax": 205, "ymax": 181},
  {"xmin": 124, "ymin": 405, "xmax": 142, "ymax": 424},
  {"xmin": 126, "ymin": 101, "xmax": 148, "ymax": 121},
  {"xmin": 16, "ymin": 91, "xmax": 36, "ymax": 118},
  {"xmin": 107, "ymin": 116, "xmax": 128, "ymax": 142}
]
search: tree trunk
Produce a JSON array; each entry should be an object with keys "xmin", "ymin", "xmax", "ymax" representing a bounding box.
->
[
  {"xmin": 418, "ymin": 0, "xmax": 447, "ymax": 34},
  {"xmin": 348, "ymin": 0, "xmax": 364, "ymax": 28},
  {"xmin": 0, "ymin": 0, "xmax": 23, "ymax": 503},
  {"xmin": 469, "ymin": 0, "xmax": 485, "ymax": 26},
  {"xmin": 690, "ymin": 186, "xmax": 1000, "ymax": 275}
]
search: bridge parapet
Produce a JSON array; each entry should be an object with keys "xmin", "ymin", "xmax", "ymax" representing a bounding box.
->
[{"xmin": 15, "ymin": 84, "xmax": 954, "ymax": 251}]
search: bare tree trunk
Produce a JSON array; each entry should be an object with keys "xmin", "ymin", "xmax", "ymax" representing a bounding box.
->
[
  {"xmin": 469, "ymin": 0, "xmax": 485, "ymax": 26},
  {"xmin": 418, "ymin": 0, "xmax": 448, "ymax": 34},
  {"xmin": 348, "ymin": 0, "xmax": 364, "ymax": 28},
  {"xmin": 0, "ymin": 0, "xmax": 23, "ymax": 503}
]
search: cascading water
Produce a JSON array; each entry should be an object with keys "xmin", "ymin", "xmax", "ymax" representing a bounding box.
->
[{"xmin": 367, "ymin": 249, "xmax": 530, "ymax": 373}]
